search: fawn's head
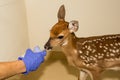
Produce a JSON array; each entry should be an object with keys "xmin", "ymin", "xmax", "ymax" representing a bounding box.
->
[{"xmin": 44, "ymin": 5, "xmax": 79, "ymax": 50}]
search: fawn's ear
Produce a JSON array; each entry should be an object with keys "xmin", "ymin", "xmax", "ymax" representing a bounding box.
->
[
  {"xmin": 68, "ymin": 20, "xmax": 79, "ymax": 33},
  {"xmin": 57, "ymin": 5, "xmax": 65, "ymax": 21}
]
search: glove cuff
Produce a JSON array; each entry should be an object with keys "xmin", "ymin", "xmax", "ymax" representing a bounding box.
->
[{"xmin": 18, "ymin": 57, "xmax": 29, "ymax": 74}]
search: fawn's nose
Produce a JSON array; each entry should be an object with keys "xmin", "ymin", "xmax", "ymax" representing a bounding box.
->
[
  {"xmin": 44, "ymin": 39, "xmax": 53, "ymax": 50},
  {"xmin": 44, "ymin": 44, "xmax": 52, "ymax": 50}
]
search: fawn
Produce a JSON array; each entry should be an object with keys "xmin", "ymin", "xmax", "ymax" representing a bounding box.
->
[{"xmin": 44, "ymin": 5, "xmax": 120, "ymax": 80}]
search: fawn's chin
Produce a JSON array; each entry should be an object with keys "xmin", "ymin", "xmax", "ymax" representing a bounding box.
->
[
  {"xmin": 46, "ymin": 47, "xmax": 53, "ymax": 51},
  {"xmin": 47, "ymin": 49, "xmax": 52, "ymax": 51}
]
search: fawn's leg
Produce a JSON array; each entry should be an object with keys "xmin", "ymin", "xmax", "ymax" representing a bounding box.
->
[
  {"xmin": 78, "ymin": 70, "xmax": 88, "ymax": 80},
  {"xmin": 91, "ymin": 70, "xmax": 101, "ymax": 80}
]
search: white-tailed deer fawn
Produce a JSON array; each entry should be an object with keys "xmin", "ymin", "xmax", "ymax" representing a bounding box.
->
[{"xmin": 44, "ymin": 5, "xmax": 120, "ymax": 80}]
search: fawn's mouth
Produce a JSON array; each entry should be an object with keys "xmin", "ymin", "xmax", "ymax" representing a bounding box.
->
[{"xmin": 44, "ymin": 46, "xmax": 52, "ymax": 50}]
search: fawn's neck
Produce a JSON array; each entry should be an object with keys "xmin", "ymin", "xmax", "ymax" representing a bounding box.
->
[
  {"xmin": 61, "ymin": 33, "xmax": 77, "ymax": 52},
  {"xmin": 61, "ymin": 33, "xmax": 80, "ymax": 66}
]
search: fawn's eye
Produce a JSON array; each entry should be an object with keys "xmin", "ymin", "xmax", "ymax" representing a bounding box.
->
[{"xmin": 57, "ymin": 36, "xmax": 64, "ymax": 39}]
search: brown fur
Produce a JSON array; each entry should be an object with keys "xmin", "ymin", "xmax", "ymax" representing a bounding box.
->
[{"xmin": 44, "ymin": 5, "xmax": 120, "ymax": 80}]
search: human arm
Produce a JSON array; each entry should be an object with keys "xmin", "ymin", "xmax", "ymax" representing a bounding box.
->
[
  {"xmin": 0, "ymin": 46, "xmax": 46, "ymax": 79},
  {"xmin": 0, "ymin": 60, "xmax": 26, "ymax": 79}
]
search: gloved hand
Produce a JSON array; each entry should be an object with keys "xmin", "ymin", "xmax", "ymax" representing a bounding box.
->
[{"xmin": 18, "ymin": 46, "xmax": 46, "ymax": 74}]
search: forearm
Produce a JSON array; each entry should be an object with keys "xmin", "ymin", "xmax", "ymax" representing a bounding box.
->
[
  {"xmin": 0, "ymin": 46, "xmax": 46, "ymax": 80},
  {"xmin": 0, "ymin": 60, "xmax": 26, "ymax": 79}
]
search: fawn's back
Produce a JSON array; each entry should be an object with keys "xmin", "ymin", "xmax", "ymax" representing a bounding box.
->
[{"xmin": 76, "ymin": 34, "xmax": 120, "ymax": 68}]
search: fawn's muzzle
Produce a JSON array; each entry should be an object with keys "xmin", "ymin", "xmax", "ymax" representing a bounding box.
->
[{"xmin": 44, "ymin": 38, "xmax": 53, "ymax": 50}]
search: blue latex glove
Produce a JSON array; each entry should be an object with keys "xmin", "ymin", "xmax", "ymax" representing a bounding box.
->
[{"xmin": 18, "ymin": 46, "xmax": 46, "ymax": 74}]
